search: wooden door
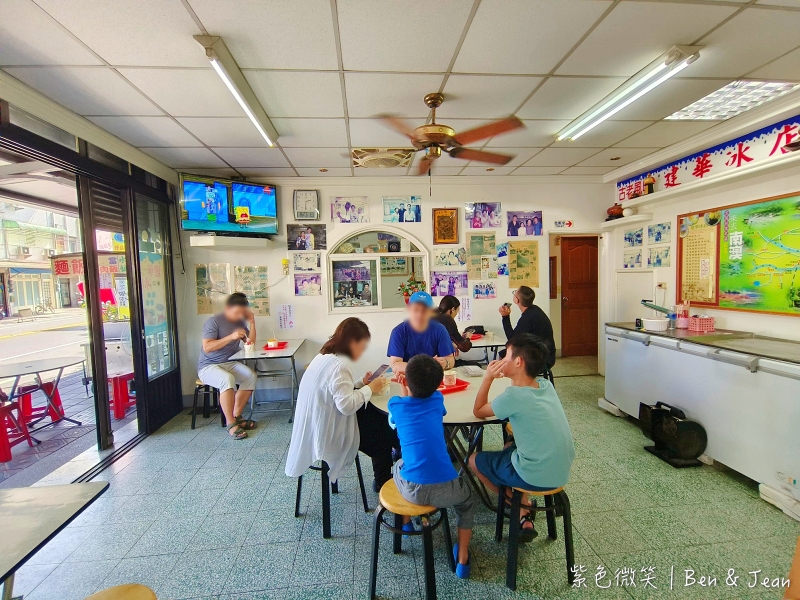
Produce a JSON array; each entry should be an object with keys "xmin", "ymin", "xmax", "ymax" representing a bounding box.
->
[{"xmin": 561, "ymin": 236, "xmax": 598, "ymax": 356}]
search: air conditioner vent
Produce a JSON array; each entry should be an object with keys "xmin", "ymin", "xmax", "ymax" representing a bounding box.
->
[{"xmin": 352, "ymin": 148, "xmax": 415, "ymax": 169}]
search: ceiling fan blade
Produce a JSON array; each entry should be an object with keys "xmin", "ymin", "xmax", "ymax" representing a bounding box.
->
[
  {"xmin": 377, "ymin": 114, "xmax": 417, "ymax": 140},
  {"xmin": 452, "ymin": 116, "xmax": 524, "ymax": 146},
  {"xmin": 417, "ymin": 156, "xmax": 434, "ymax": 175},
  {"xmin": 449, "ymin": 148, "xmax": 514, "ymax": 165}
]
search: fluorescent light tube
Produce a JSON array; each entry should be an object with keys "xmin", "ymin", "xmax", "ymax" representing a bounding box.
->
[{"xmin": 209, "ymin": 58, "xmax": 273, "ymax": 147}]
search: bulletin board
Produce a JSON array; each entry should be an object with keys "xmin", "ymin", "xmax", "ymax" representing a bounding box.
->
[{"xmin": 677, "ymin": 191, "xmax": 800, "ymax": 316}]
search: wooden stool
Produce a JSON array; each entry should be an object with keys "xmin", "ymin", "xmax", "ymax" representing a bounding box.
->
[
  {"xmin": 0, "ymin": 401, "xmax": 34, "ymax": 462},
  {"xmin": 84, "ymin": 583, "xmax": 157, "ymax": 600},
  {"xmin": 369, "ymin": 480, "xmax": 455, "ymax": 600},
  {"xmin": 191, "ymin": 380, "xmax": 222, "ymax": 429},
  {"xmin": 295, "ymin": 455, "xmax": 370, "ymax": 538},
  {"xmin": 495, "ymin": 485, "xmax": 574, "ymax": 590}
]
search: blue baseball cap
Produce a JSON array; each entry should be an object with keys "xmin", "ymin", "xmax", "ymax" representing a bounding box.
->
[{"xmin": 408, "ymin": 291, "xmax": 433, "ymax": 307}]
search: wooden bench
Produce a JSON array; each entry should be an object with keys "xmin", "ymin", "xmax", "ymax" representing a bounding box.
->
[{"xmin": 16, "ymin": 308, "xmax": 35, "ymax": 323}]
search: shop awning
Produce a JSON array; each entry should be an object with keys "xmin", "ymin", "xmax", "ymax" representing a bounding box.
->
[{"xmin": 1, "ymin": 219, "xmax": 69, "ymax": 235}]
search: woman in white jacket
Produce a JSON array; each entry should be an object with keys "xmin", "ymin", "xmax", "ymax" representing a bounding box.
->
[{"xmin": 285, "ymin": 318, "xmax": 389, "ymax": 485}]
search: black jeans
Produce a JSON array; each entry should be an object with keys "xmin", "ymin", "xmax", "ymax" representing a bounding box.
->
[{"xmin": 356, "ymin": 403, "xmax": 398, "ymax": 487}]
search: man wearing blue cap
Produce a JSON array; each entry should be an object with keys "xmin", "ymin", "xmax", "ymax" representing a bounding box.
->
[{"xmin": 388, "ymin": 291, "xmax": 456, "ymax": 374}]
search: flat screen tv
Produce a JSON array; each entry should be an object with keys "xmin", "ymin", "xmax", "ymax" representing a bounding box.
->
[{"xmin": 180, "ymin": 175, "xmax": 278, "ymax": 236}]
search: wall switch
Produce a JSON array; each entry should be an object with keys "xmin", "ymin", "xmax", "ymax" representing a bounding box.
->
[{"xmin": 656, "ymin": 282, "xmax": 667, "ymax": 290}]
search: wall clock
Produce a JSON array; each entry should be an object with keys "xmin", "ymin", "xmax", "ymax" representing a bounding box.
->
[{"xmin": 293, "ymin": 190, "xmax": 320, "ymax": 221}]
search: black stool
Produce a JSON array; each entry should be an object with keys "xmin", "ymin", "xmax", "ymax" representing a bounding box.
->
[
  {"xmin": 369, "ymin": 479, "xmax": 455, "ymax": 600},
  {"xmin": 295, "ymin": 455, "xmax": 370, "ymax": 538},
  {"xmin": 191, "ymin": 380, "xmax": 223, "ymax": 429},
  {"xmin": 495, "ymin": 485, "xmax": 574, "ymax": 590}
]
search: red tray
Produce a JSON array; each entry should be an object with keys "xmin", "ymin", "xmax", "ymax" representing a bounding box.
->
[
  {"xmin": 438, "ymin": 378, "xmax": 470, "ymax": 394},
  {"xmin": 262, "ymin": 341, "xmax": 289, "ymax": 350},
  {"xmin": 469, "ymin": 334, "xmax": 483, "ymax": 340}
]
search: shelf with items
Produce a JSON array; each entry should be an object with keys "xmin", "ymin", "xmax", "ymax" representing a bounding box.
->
[
  {"xmin": 188, "ymin": 235, "xmax": 272, "ymax": 249},
  {"xmin": 600, "ymin": 213, "xmax": 653, "ymax": 230}
]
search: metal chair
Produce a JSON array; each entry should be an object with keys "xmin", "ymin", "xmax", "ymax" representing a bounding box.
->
[{"xmin": 190, "ymin": 379, "xmax": 223, "ymax": 429}]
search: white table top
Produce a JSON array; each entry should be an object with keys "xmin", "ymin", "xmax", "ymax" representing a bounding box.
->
[
  {"xmin": 370, "ymin": 368, "xmax": 510, "ymax": 425},
  {"xmin": 469, "ymin": 335, "xmax": 507, "ymax": 349},
  {"xmin": 229, "ymin": 339, "xmax": 306, "ymax": 361},
  {"xmin": 0, "ymin": 482, "xmax": 108, "ymax": 582},
  {"xmin": 0, "ymin": 356, "xmax": 85, "ymax": 380}
]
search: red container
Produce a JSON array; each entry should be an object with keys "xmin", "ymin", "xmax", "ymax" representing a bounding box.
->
[
  {"xmin": 263, "ymin": 341, "xmax": 289, "ymax": 350},
  {"xmin": 437, "ymin": 378, "xmax": 470, "ymax": 394},
  {"xmin": 469, "ymin": 334, "xmax": 482, "ymax": 340},
  {"xmin": 688, "ymin": 316, "xmax": 715, "ymax": 332}
]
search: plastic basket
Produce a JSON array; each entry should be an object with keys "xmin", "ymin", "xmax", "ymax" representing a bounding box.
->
[
  {"xmin": 676, "ymin": 317, "xmax": 690, "ymax": 329},
  {"xmin": 688, "ymin": 316, "xmax": 715, "ymax": 332}
]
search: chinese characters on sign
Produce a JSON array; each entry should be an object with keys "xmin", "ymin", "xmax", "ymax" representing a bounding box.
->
[{"xmin": 571, "ymin": 565, "xmax": 789, "ymax": 592}]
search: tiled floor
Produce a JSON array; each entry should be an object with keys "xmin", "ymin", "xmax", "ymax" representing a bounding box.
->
[{"xmin": 12, "ymin": 374, "xmax": 799, "ymax": 600}]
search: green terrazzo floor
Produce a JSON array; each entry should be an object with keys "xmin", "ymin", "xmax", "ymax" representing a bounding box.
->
[{"xmin": 13, "ymin": 373, "xmax": 798, "ymax": 599}]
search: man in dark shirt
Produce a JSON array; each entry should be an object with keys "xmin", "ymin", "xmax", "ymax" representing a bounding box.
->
[{"xmin": 499, "ymin": 286, "xmax": 556, "ymax": 369}]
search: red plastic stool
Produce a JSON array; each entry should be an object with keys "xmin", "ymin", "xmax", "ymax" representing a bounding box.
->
[
  {"xmin": 17, "ymin": 382, "xmax": 64, "ymax": 423},
  {"xmin": 1, "ymin": 401, "xmax": 34, "ymax": 462},
  {"xmin": 109, "ymin": 373, "xmax": 136, "ymax": 419}
]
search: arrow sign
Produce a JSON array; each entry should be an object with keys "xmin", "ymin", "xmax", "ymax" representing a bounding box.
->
[{"xmin": 554, "ymin": 220, "xmax": 574, "ymax": 228}]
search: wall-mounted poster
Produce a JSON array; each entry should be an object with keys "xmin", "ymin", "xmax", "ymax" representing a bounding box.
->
[
  {"xmin": 287, "ymin": 224, "xmax": 327, "ymax": 250},
  {"xmin": 496, "ymin": 242, "xmax": 508, "ymax": 258},
  {"xmin": 498, "ymin": 262, "xmax": 509, "ymax": 276},
  {"xmin": 465, "ymin": 202, "xmax": 502, "ymax": 229},
  {"xmin": 234, "ymin": 265, "xmax": 269, "ymax": 315},
  {"xmin": 678, "ymin": 214, "xmax": 718, "ymax": 304},
  {"xmin": 331, "ymin": 196, "xmax": 369, "ymax": 223},
  {"xmin": 278, "ymin": 304, "xmax": 295, "ymax": 329},
  {"xmin": 455, "ymin": 296, "xmax": 472, "ymax": 322},
  {"xmin": 623, "ymin": 248, "xmax": 643, "ymax": 269},
  {"xmin": 648, "ymin": 247, "xmax": 671, "ymax": 268},
  {"xmin": 506, "ymin": 211, "xmax": 542, "ymax": 237},
  {"xmin": 432, "ymin": 208, "xmax": 459, "ymax": 244},
  {"xmin": 509, "ymin": 241, "xmax": 539, "ymax": 287},
  {"xmin": 648, "ymin": 222, "xmax": 672, "ymax": 245},
  {"xmin": 433, "ymin": 247, "xmax": 467, "ymax": 268},
  {"xmin": 481, "ymin": 255, "xmax": 498, "ymax": 279},
  {"xmin": 383, "ymin": 196, "xmax": 421, "ymax": 223},
  {"xmin": 623, "ymin": 227, "xmax": 644, "ymax": 247},
  {"xmin": 467, "ymin": 232, "xmax": 496, "ymax": 279},
  {"xmin": 294, "ymin": 274, "xmax": 322, "ymax": 296},
  {"xmin": 431, "ymin": 271, "xmax": 469, "ymax": 297},
  {"xmin": 473, "ymin": 281, "xmax": 497, "ymax": 299},
  {"xmin": 195, "ymin": 262, "xmax": 230, "ymax": 314},
  {"xmin": 380, "ymin": 256, "xmax": 408, "ymax": 275},
  {"xmin": 293, "ymin": 252, "xmax": 321, "ymax": 272}
]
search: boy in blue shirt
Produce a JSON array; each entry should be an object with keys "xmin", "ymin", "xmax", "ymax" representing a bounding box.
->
[
  {"xmin": 469, "ymin": 334, "xmax": 575, "ymax": 542},
  {"xmin": 388, "ymin": 354, "xmax": 475, "ymax": 579}
]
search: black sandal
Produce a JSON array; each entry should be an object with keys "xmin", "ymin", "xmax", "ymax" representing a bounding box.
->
[
  {"xmin": 519, "ymin": 514, "xmax": 538, "ymax": 543},
  {"xmin": 235, "ymin": 415, "xmax": 258, "ymax": 430},
  {"xmin": 227, "ymin": 423, "xmax": 248, "ymax": 440}
]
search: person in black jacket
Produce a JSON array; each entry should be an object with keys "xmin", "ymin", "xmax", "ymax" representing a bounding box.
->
[
  {"xmin": 433, "ymin": 295, "xmax": 473, "ymax": 355},
  {"xmin": 499, "ymin": 286, "xmax": 556, "ymax": 369}
]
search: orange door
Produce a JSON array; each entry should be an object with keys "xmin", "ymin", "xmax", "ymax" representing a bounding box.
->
[{"xmin": 561, "ymin": 236, "xmax": 598, "ymax": 357}]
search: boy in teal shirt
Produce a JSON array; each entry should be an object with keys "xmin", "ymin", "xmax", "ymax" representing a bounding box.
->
[{"xmin": 469, "ymin": 334, "xmax": 575, "ymax": 541}]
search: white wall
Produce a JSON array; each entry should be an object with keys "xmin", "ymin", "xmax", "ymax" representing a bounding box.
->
[
  {"xmin": 602, "ymin": 163, "xmax": 800, "ymax": 347},
  {"xmin": 173, "ymin": 177, "xmax": 611, "ymax": 396},
  {"xmin": 548, "ymin": 234, "xmax": 562, "ymax": 352}
]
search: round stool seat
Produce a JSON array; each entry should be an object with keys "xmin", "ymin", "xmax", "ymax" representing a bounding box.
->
[
  {"xmin": 84, "ymin": 584, "xmax": 157, "ymax": 600},
  {"xmin": 512, "ymin": 485, "xmax": 564, "ymax": 496},
  {"xmin": 379, "ymin": 480, "xmax": 436, "ymax": 517},
  {"xmin": 195, "ymin": 378, "xmax": 203, "ymax": 386}
]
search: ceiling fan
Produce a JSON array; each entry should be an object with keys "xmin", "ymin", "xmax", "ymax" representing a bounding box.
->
[{"xmin": 379, "ymin": 93, "xmax": 525, "ymax": 175}]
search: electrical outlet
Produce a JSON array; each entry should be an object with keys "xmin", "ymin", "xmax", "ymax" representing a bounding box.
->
[{"xmin": 656, "ymin": 282, "xmax": 668, "ymax": 290}]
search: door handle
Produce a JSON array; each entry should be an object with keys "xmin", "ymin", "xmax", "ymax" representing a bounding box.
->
[{"xmin": 562, "ymin": 296, "xmax": 568, "ymax": 302}]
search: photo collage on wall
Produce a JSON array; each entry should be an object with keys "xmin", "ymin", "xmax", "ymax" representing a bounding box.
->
[{"xmin": 621, "ymin": 221, "xmax": 672, "ymax": 269}]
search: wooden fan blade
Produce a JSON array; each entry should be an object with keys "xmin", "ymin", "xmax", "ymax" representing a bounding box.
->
[
  {"xmin": 452, "ymin": 116, "xmax": 524, "ymax": 146},
  {"xmin": 417, "ymin": 156, "xmax": 433, "ymax": 175},
  {"xmin": 449, "ymin": 148, "xmax": 514, "ymax": 165},
  {"xmin": 377, "ymin": 114, "xmax": 417, "ymax": 140}
]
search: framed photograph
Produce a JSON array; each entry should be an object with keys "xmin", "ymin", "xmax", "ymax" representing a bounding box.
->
[
  {"xmin": 648, "ymin": 222, "xmax": 672, "ymax": 245},
  {"xmin": 433, "ymin": 247, "xmax": 467, "ymax": 268},
  {"xmin": 431, "ymin": 272, "xmax": 469, "ymax": 297},
  {"xmin": 294, "ymin": 273, "xmax": 322, "ymax": 296},
  {"xmin": 648, "ymin": 246, "xmax": 671, "ymax": 268},
  {"xmin": 623, "ymin": 248, "xmax": 643, "ymax": 269},
  {"xmin": 331, "ymin": 196, "xmax": 369, "ymax": 223},
  {"xmin": 623, "ymin": 227, "xmax": 643, "ymax": 247},
  {"xmin": 465, "ymin": 202, "xmax": 502, "ymax": 229},
  {"xmin": 472, "ymin": 281, "xmax": 497, "ymax": 299},
  {"xmin": 287, "ymin": 224, "xmax": 327, "ymax": 250},
  {"xmin": 383, "ymin": 196, "xmax": 421, "ymax": 223},
  {"xmin": 380, "ymin": 256, "xmax": 408, "ymax": 275},
  {"xmin": 506, "ymin": 210, "xmax": 543, "ymax": 236},
  {"xmin": 293, "ymin": 190, "xmax": 320, "ymax": 221},
  {"xmin": 293, "ymin": 252, "xmax": 321, "ymax": 272},
  {"xmin": 432, "ymin": 208, "xmax": 459, "ymax": 244}
]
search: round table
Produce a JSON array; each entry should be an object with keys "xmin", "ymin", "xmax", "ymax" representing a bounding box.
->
[{"xmin": 371, "ymin": 371, "xmax": 512, "ymax": 511}]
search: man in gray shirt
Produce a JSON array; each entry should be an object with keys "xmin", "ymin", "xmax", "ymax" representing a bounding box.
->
[{"xmin": 198, "ymin": 292, "xmax": 258, "ymax": 439}]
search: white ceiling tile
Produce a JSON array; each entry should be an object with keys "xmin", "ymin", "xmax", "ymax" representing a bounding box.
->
[
  {"xmin": 345, "ymin": 73, "xmax": 443, "ymax": 118},
  {"xmin": 454, "ymin": 0, "xmax": 612, "ymax": 74},
  {"xmin": 245, "ymin": 71, "xmax": 344, "ymax": 117},
  {"xmin": 615, "ymin": 121, "xmax": 719, "ymax": 149},
  {"xmin": 139, "ymin": 147, "xmax": 226, "ymax": 168},
  {"xmin": 688, "ymin": 9, "xmax": 800, "ymax": 78},
  {"xmin": 524, "ymin": 148, "xmax": 601, "ymax": 167},
  {"xmin": 757, "ymin": 0, "xmax": 800, "ymax": 6},
  {"xmin": 0, "ymin": 0, "xmax": 102, "ymax": 66},
  {"xmin": 557, "ymin": 2, "xmax": 736, "ymax": 76},
  {"xmin": 354, "ymin": 167, "xmax": 411, "ymax": 177},
  {"xmin": 180, "ymin": 168, "xmax": 239, "ymax": 178},
  {"xmin": 271, "ymin": 119, "xmax": 348, "ymax": 147},
  {"xmin": 176, "ymin": 118, "xmax": 269, "ymax": 147},
  {"xmin": 237, "ymin": 168, "xmax": 297, "ymax": 177},
  {"xmin": 118, "ymin": 68, "xmax": 243, "ymax": 117},
  {"xmin": 438, "ymin": 76, "xmax": 542, "ymax": 119},
  {"xmin": 429, "ymin": 167, "xmax": 466, "ymax": 176},
  {"xmin": 459, "ymin": 166, "xmax": 515, "ymax": 176},
  {"xmin": 349, "ymin": 119, "xmax": 415, "ymax": 147},
  {"xmin": 485, "ymin": 120, "xmax": 569, "ymax": 148},
  {"xmin": 187, "ymin": 0, "xmax": 338, "ymax": 70},
  {"xmin": 559, "ymin": 166, "xmax": 616, "ymax": 175},
  {"xmin": 87, "ymin": 116, "xmax": 201, "ymax": 147},
  {"xmin": 296, "ymin": 168, "xmax": 353, "ymax": 177},
  {"xmin": 577, "ymin": 147, "xmax": 653, "ymax": 167},
  {"xmin": 517, "ymin": 77, "xmax": 626, "ymax": 120},
  {"xmin": 337, "ymin": 0, "xmax": 473, "ymax": 72},
  {"xmin": 749, "ymin": 47, "xmax": 800, "ymax": 81},
  {"xmin": 4, "ymin": 67, "xmax": 161, "ymax": 116},
  {"xmin": 212, "ymin": 148, "xmax": 290, "ymax": 168},
  {"xmin": 610, "ymin": 78, "xmax": 728, "ymax": 121},
  {"xmin": 34, "ymin": 0, "xmax": 208, "ymax": 67},
  {"xmin": 283, "ymin": 148, "xmax": 351, "ymax": 168},
  {"xmin": 510, "ymin": 166, "xmax": 565, "ymax": 176},
  {"xmin": 552, "ymin": 120, "xmax": 652, "ymax": 148},
  {"xmin": 473, "ymin": 148, "xmax": 543, "ymax": 167}
]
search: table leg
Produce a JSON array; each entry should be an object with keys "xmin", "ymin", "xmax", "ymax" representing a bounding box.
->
[
  {"xmin": 289, "ymin": 356, "xmax": 298, "ymax": 424},
  {"xmin": 2, "ymin": 572, "xmax": 14, "ymax": 600},
  {"xmin": 28, "ymin": 368, "xmax": 81, "ymax": 433},
  {"xmin": 445, "ymin": 425, "xmax": 496, "ymax": 512}
]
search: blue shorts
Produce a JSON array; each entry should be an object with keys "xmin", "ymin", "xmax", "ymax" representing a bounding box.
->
[{"xmin": 474, "ymin": 444, "xmax": 553, "ymax": 491}]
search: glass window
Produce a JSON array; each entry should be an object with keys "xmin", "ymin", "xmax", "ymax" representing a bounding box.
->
[
  {"xmin": 8, "ymin": 105, "xmax": 77, "ymax": 150},
  {"xmin": 332, "ymin": 230, "xmax": 419, "ymax": 254},
  {"xmin": 332, "ymin": 260, "xmax": 378, "ymax": 308}
]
